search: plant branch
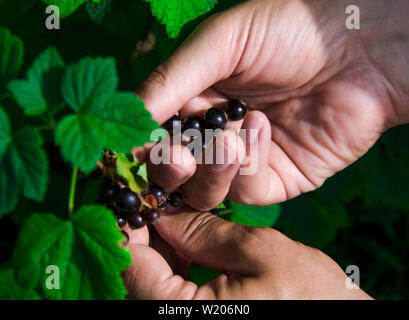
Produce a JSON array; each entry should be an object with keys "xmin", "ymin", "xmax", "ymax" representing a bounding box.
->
[{"xmin": 68, "ymin": 166, "xmax": 79, "ymax": 216}]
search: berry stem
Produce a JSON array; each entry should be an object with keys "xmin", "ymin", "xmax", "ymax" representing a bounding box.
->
[{"xmin": 68, "ymin": 166, "xmax": 79, "ymax": 216}]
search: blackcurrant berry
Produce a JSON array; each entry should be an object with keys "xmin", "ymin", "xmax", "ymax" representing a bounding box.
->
[
  {"xmin": 100, "ymin": 184, "xmax": 119, "ymax": 204},
  {"xmin": 183, "ymin": 116, "xmax": 202, "ymax": 136},
  {"xmin": 205, "ymin": 108, "xmax": 227, "ymax": 130},
  {"xmin": 117, "ymin": 217, "xmax": 127, "ymax": 228},
  {"xmin": 115, "ymin": 188, "xmax": 140, "ymax": 212},
  {"xmin": 115, "ymin": 209, "xmax": 129, "ymax": 220},
  {"xmin": 128, "ymin": 211, "xmax": 146, "ymax": 229},
  {"xmin": 168, "ymin": 191, "xmax": 183, "ymax": 208},
  {"xmin": 150, "ymin": 186, "xmax": 165, "ymax": 201},
  {"xmin": 226, "ymin": 100, "xmax": 247, "ymax": 121},
  {"xmin": 162, "ymin": 115, "xmax": 183, "ymax": 135},
  {"xmin": 146, "ymin": 209, "xmax": 161, "ymax": 225}
]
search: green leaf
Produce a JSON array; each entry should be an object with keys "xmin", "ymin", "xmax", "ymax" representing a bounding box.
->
[
  {"xmin": 42, "ymin": 0, "xmax": 103, "ymax": 18},
  {"xmin": 116, "ymin": 153, "xmax": 148, "ymax": 193},
  {"xmin": 0, "ymin": 127, "xmax": 49, "ymax": 217},
  {"xmin": 61, "ymin": 56, "xmax": 117, "ymax": 113},
  {"xmin": 229, "ymin": 200, "xmax": 281, "ymax": 227},
  {"xmin": 56, "ymin": 57, "xmax": 159, "ymax": 172},
  {"xmin": 56, "ymin": 92, "xmax": 159, "ymax": 172},
  {"xmin": 0, "ymin": 27, "xmax": 24, "ymax": 91},
  {"xmin": 86, "ymin": 0, "xmax": 112, "ymax": 25},
  {"xmin": 0, "ymin": 268, "xmax": 41, "ymax": 299},
  {"xmin": 9, "ymin": 127, "xmax": 49, "ymax": 201},
  {"xmin": 144, "ymin": 0, "xmax": 218, "ymax": 38},
  {"xmin": 0, "ymin": 106, "xmax": 11, "ymax": 159},
  {"xmin": 13, "ymin": 205, "xmax": 131, "ymax": 299},
  {"xmin": 8, "ymin": 47, "xmax": 65, "ymax": 116}
]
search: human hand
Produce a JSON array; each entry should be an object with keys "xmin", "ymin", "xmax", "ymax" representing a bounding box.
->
[
  {"xmin": 135, "ymin": 0, "xmax": 409, "ymax": 210},
  {"xmin": 123, "ymin": 207, "xmax": 371, "ymax": 299}
]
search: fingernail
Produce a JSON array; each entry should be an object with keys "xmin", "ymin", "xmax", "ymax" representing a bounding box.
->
[
  {"xmin": 212, "ymin": 133, "xmax": 236, "ymax": 171},
  {"xmin": 245, "ymin": 116, "xmax": 262, "ymax": 144}
]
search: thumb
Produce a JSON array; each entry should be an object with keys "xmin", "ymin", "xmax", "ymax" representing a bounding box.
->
[
  {"xmin": 135, "ymin": 12, "xmax": 245, "ymax": 124},
  {"xmin": 154, "ymin": 207, "xmax": 270, "ymax": 276}
]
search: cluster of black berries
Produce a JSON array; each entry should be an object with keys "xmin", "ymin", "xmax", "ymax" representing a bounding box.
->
[
  {"xmin": 98, "ymin": 181, "xmax": 183, "ymax": 230},
  {"xmin": 162, "ymin": 100, "xmax": 247, "ymax": 138}
]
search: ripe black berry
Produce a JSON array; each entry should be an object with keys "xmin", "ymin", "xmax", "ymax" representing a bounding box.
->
[
  {"xmin": 168, "ymin": 191, "xmax": 183, "ymax": 208},
  {"xmin": 183, "ymin": 116, "xmax": 202, "ymax": 136},
  {"xmin": 117, "ymin": 216, "xmax": 127, "ymax": 228},
  {"xmin": 128, "ymin": 211, "xmax": 146, "ymax": 229},
  {"xmin": 100, "ymin": 184, "xmax": 119, "ymax": 204},
  {"xmin": 162, "ymin": 115, "xmax": 183, "ymax": 135},
  {"xmin": 226, "ymin": 100, "xmax": 247, "ymax": 121},
  {"xmin": 146, "ymin": 209, "xmax": 161, "ymax": 225},
  {"xmin": 150, "ymin": 186, "xmax": 165, "ymax": 202},
  {"xmin": 205, "ymin": 108, "xmax": 227, "ymax": 130},
  {"xmin": 115, "ymin": 188, "xmax": 140, "ymax": 212}
]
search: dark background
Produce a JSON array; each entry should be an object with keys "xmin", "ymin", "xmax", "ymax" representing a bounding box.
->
[{"xmin": 0, "ymin": 0, "xmax": 408, "ymax": 299}]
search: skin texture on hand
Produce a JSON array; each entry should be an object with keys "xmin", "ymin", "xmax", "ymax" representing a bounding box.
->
[
  {"xmin": 135, "ymin": 0, "xmax": 409, "ymax": 210},
  {"xmin": 123, "ymin": 207, "xmax": 372, "ymax": 300}
]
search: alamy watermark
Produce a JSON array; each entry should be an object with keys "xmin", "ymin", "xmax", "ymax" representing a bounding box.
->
[
  {"xmin": 345, "ymin": 265, "xmax": 360, "ymax": 289},
  {"xmin": 45, "ymin": 265, "xmax": 60, "ymax": 290},
  {"xmin": 149, "ymin": 127, "xmax": 259, "ymax": 176},
  {"xmin": 45, "ymin": 5, "xmax": 60, "ymax": 30},
  {"xmin": 346, "ymin": 5, "xmax": 360, "ymax": 30}
]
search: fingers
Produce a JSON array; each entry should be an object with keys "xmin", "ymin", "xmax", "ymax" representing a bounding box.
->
[
  {"xmin": 123, "ymin": 225, "xmax": 197, "ymax": 300},
  {"xmin": 155, "ymin": 207, "xmax": 270, "ymax": 276},
  {"xmin": 147, "ymin": 142, "xmax": 196, "ymax": 192},
  {"xmin": 229, "ymin": 111, "xmax": 287, "ymax": 205},
  {"xmin": 135, "ymin": 13, "xmax": 244, "ymax": 124},
  {"xmin": 181, "ymin": 129, "xmax": 245, "ymax": 211}
]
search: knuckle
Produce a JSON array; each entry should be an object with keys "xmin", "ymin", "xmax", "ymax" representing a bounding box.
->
[{"xmin": 179, "ymin": 212, "xmax": 220, "ymax": 246}]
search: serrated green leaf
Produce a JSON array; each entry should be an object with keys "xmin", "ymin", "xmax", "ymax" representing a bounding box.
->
[
  {"xmin": 0, "ymin": 268, "xmax": 41, "ymax": 299},
  {"xmin": 144, "ymin": 0, "xmax": 218, "ymax": 38},
  {"xmin": 57, "ymin": 57, "xmax": 159, "ymax": 172},
  {"xmin": 55, "ymin": 114, "xmax": 103, "ymax": 173},
  {"xmin": 0, "ymin": 106, "xmax": 11, "ymax": 159},
  {"xmin": 61, "ymin": 56, "xmax": 117, "ymax": 113},
  {"xmin": 13, "ymin": 205, "xmax": 131, "ymax": 299},
  {"xmin": 8, "ymin": 47, "xmax": 65, "ymax": 116},
  {"xmin": 86, "ymin": 0, "xmax": 112, "ymax": 25},
  {"xmin": 116, "ymin": 153, "xmax": 148, "ymax": 192},
  {"xmin": 0, "ymin": 27, "xmax": 24, "ymax": 91},
  {"xmin": 229, "ymin": 200, "xmax": 281, "ymax": 227},
  {"xmin": 42, "ymin": 0, "xmax": 103, "ymax": 18},
  {"xmin": 9, "ymin": 127, "xmax": 49, "ymax": 201},
  {"xmin": 0, "ymin": 127, "xmax": 49, "ymax": 217}
]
